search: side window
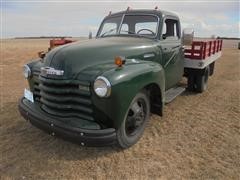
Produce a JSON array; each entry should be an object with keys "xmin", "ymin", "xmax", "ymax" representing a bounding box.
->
[{"xmin": 162, "ymin": 19, "xmax": 180, "ymax": 40}]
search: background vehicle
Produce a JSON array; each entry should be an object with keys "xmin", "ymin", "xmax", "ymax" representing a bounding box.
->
[{"xmin": 19, "ymin": 9, "xmax": 222, "ymax": 148}]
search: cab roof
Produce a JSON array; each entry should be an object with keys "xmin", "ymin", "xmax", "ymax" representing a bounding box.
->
[{"xmin": 107, "ymin": 9, "xmax": 179, "ymax": 19}]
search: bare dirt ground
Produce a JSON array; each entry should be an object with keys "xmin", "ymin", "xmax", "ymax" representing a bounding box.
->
[{"xmin": 0, "ymin": 39, "xmax": 239, "ymax": 179}]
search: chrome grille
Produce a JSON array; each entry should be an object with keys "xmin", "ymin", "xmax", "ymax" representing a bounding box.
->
[{"xmin": 36, "ymin": 76, "xmax": 94, "ymax": 121}]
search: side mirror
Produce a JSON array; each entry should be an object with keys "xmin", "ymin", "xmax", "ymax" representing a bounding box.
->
[
  {"xmin": 88, "ymin": 31, "xmax": 92, "ymax": 39},
  {"xmin": 182, "ymin": 28, "xmax": 194, "ymax": 46}
]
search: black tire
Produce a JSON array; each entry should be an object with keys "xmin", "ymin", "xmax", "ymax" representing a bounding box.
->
[
  {"xmin": 187, "ymin": 75, "xmax": 195, "ymax": 91},
  {"xmin": 195, "ymin": 66, "xmax": 210, "ymax": 93},
  {"xmin": 117, "ymin": 91, "xmax": 150, "ymax": 149},
  {"xmin": 209, "ymin": 62, "xmax": 215, "ymax": 76}
]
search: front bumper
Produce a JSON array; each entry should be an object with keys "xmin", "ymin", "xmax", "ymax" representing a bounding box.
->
[{"xmin": 18, "ymin": 97, "xmax": 117, "ymax": 146}]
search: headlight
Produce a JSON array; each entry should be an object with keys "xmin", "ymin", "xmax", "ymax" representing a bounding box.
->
[
  {"xmin": 23, "ymin": 65, "xmax": 31, "ymax": 79},
  {"xmin": 94, "ymin": 76, "xmax": 111, "ymax": 97}
]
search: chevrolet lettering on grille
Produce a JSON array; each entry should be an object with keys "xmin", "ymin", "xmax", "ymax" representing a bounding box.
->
[{"xmin": 41, "ymin": 67, "xmax": 64, "ymax": 76}]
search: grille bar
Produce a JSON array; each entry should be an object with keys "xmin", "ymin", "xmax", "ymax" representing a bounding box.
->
[
  {"xmin": 41, "ymin": 105, "xmax": 94, "ymax": 121},
  {"xmin": 40, "ymin": 98, "xmax": 93, "ymax": 114},
  {"xmin": 33, "ymin": 76, "xmax": 41, "ymax": 101},
  {"xmin": 39, "ymin": 84, "xmax": 90, "ymax": 96},
  {"xmin": 39, "ymin": 76, "xmax": 90, "ymax": 86},
  {"xmin": 40, "ymin": 91, "xmax": 91, "ymax": 105}
]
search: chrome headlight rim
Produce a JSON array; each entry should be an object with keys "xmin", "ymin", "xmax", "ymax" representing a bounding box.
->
[
  {"xmin": 23, "ymin": 65, "xmax": 31, "ymax": 79},
  {"xmin": 94, "ymin": 76, "xmax": 111, "ymax": 98}
]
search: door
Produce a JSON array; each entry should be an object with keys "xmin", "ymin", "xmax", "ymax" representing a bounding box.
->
[{"xmin": 160, "ymin": 18, "xmax": 184, "ymax": 90}]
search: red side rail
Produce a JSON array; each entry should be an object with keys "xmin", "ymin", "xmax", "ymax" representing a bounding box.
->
[{"xmin": 184, "ymin": 39, "xmax": 223, "ymax": 60}]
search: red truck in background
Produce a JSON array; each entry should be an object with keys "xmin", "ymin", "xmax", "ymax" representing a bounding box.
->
[{"xmin": 49, "ymin": 38, "xmax": 75, "ymax": 50}]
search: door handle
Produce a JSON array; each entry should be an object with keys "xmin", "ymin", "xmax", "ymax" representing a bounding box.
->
[{"xmin": 143, "ymin": 53, "xmax": 155, "ymax": 58}]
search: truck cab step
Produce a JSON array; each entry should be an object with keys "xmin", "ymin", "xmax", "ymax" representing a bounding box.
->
[{"xmin": 165, "ymin": 86, "xmax": 185, "ymax": 104}]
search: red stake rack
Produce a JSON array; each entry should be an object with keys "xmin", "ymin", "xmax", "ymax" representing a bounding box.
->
[{"xmin": 184, "ymin": 39, "xmax": 223, "ymax": 60}]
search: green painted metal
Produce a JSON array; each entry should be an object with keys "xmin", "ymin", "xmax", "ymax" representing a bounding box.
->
[{"xmin": 24, "ymin": 10, "xmax": 184, "ymax": 130}]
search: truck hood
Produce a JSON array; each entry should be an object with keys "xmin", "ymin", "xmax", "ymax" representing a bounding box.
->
[{"xmin": 43, "ymin": 36, "xmax": 157, "ymax": 80}]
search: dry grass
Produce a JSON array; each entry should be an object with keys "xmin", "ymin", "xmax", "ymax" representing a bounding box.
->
[{"xmin": 0, "ymin": 39, "xmax": 239, "ymax": 179}]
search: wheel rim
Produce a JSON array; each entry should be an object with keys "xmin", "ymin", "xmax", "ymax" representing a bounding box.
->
[{"xmin": 125, "ymin": 98, "xmax": 147, "ymax": 137}]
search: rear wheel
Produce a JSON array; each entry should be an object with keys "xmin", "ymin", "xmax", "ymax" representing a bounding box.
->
[
  {"xmin": 195, "ymin": 66, "xmax": 210, "ymax": 93},
  {"xmin": 187, "ymin": 75, "xmax": 195, "ymax": 91},
  {"xmin": 209, "ymin": 62, "xmax": 215, "ymax": 76},
  {"xmin": 117, "ymin": 91, "xmax": 150, "ymax": 149}
]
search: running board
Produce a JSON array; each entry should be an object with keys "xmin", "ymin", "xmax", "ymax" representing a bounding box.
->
[{"xmin": 165, "ymin": 87, "xmax": 186, "ymax": 104}]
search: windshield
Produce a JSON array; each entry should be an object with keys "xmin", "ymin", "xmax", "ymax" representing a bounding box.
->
[{"xmin": 97, "ymin": 14, "xmax": 159, "ymax": 38}]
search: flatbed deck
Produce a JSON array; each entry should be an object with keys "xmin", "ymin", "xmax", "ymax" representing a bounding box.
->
[{"xmin": 184, "ymin": 39, "xmax": 223, "ymax": 69}]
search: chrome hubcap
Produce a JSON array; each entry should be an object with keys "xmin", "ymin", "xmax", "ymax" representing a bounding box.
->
[{"xmin": 125, "ymin": 98, "xmax": 146, "ymax": 136}]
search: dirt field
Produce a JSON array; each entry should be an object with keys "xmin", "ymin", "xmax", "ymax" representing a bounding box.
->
[{"xmin": 0, "ymin": 39, "xmax": 239, "ymax": 179}]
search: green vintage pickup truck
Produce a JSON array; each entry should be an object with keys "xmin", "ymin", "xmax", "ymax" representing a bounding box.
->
[{"xmin": 19, "ymin": 9, "xmax": 222, "ymax": 148}]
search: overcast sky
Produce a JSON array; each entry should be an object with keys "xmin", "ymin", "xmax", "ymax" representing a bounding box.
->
[{"xmin": 1, "ymin": 0, "xmax": 239, "ymax": 38}]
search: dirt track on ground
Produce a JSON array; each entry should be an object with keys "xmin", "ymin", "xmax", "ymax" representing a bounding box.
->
[{"xmin": 0, "ymin": 39, "xmax": 239, "ymax": 179}]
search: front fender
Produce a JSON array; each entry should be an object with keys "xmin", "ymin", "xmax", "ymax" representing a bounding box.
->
[{"xmin": 92, "ymin": 61, "xmax": 165, "ymax": 129}]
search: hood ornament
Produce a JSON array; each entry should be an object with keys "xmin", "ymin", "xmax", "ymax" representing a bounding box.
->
[{"xmin": 41, "ymin": 67, "xmax": 64, "ymax": 76}]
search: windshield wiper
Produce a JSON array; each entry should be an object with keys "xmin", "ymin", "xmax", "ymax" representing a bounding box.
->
[
  {"xmin": 120, "ymin": 30, "xmax": 153, "ymax": 39},
  {"xmin": 100, "ymin": 28, "xmax": 117, "ymax": 37}
]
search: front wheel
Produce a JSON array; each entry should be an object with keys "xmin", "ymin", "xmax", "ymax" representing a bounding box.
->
[{"xmin": 117, "ymin": 91, "xmax": 150, "ymax": 149}]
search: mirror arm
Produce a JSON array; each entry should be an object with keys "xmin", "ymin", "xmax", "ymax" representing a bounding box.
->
[{"xmin": 88, "ymin": 31, "xmax": 93, "ymax": 39}]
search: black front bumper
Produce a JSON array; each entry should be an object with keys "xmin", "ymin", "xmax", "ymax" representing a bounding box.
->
[{"xmin": 18, "ymin": 98, "xmax": 117, "ymax": 146}]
